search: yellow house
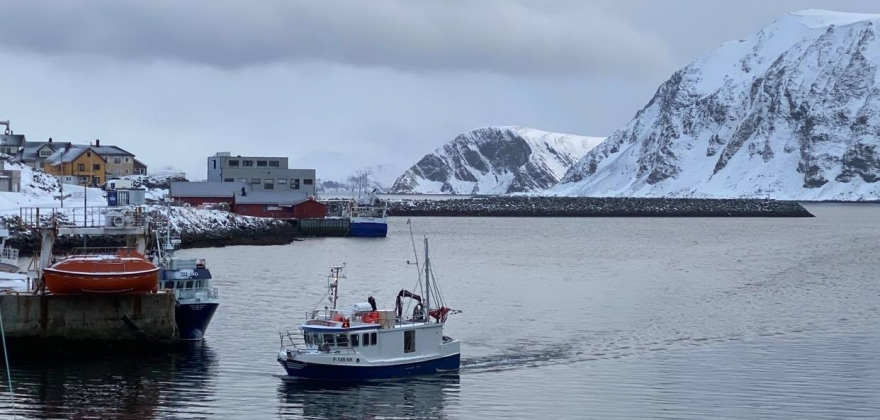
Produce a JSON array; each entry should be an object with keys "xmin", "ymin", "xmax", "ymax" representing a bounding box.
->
[{"xmin": 43, "ymin": 146, "xmax": 106, "ymax": 187}]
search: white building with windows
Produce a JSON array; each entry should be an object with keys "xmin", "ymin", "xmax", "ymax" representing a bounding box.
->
[{"xmin": 206, "ymin": 152, "xmax": 316, "ymax": 197}]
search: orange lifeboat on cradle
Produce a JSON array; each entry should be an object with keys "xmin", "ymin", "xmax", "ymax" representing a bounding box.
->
[{"xmin": 42, "ymin": 249, "xmax": 160, "ymax": 295}]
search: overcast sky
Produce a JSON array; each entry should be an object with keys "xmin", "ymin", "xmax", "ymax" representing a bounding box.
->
[{"xmin": 2, "ymin": 0, "xmax": 879, "ymax": 180}]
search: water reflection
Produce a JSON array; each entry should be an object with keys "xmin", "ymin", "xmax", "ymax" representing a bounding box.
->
[
  {"xmin": 4, "ymin": 342, "xmax": 218, "ymax": 419},
  {"xmin": 277, "ymin": 373, "xmax": 461, "ymax": 419}
]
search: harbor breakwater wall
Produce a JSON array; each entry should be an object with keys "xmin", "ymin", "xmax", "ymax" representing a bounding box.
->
[
  {"xmin": 1, "ymin": 215, "xmax": 300, "ymax": 256},
  {"xmin": 0, "ymin": 293, "xmax": 177, "ymax": 342},
  {"xmin": 387, "ymin": 197, "xmax": 814, "ymax": 217}
]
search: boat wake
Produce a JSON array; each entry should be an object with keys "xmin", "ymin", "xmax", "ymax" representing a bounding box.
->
[{"xmin": 459, "ymin": 330, "xmax": 790, "ymax": 374}]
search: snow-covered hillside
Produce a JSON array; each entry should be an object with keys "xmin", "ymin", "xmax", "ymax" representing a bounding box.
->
[
  {"xmin": 0, "ymin": 158, "xmax": 106, "ymax": 213},
  {"xmin": 554, "ymin": 10, "xmax": 880, "ymax": 200},
  {"xmin": 392, "ymin": 126, "xmax": 605, "ymax": 194}
]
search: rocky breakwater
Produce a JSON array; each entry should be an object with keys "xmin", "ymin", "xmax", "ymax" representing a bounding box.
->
[
  {"xmin": 387, "ymin": 196, "xmax": 814, "ymax": 217},
  {"xmin": 1, "ymin": 206, "xmax": 299, "ymax": 256}
]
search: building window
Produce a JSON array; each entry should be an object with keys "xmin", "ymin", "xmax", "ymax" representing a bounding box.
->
[
  {"xmin": 264, "ymin": 179, "xmax": 274, "ymax": 189},
  {"xmin": 256, "ymin": 160, "xmax": 267, "ymax": 167},
  {"xmin": 39, "ymin": 149, "xmax": 52, "ymax": 157},
  {"xmin": 269, "ymin": 160, "xmax": 280, "ymax": 167},
  {"xmin": 243, "ymin": 160, "xmax": 254, "ymax": 167},
  {"xmin": 125, "ymin": 169, "xmax": 129, "ymax": 174},
  {"xmin": 228, "ymin": 160, "xmax": 239, "ymax": 167},
  {"xmin": 93, "ymin": 164, "xmax": 101, "ymax": 171},
  {"xmin": 124, "ymin": 157, "xmax": 131, "ymax": 163},
  {"xmin": 223, "ymin": 178, "xmax": 234, "ymax": 182},
  {"xmin": 238, "ymin": 178, "xmax": 247, "ymax": 183},
  {"xmin": 250, "ymin": 178, "xmax": 260, "ymax": 184},
  {"xmin": 303, "ymin": 179, "xmax": 314, "ymax": 185},
  {"xmin": 113, "ymin": 157, "xmax": 122, "ymax": 164},
  {"xmin": 77, "ymin": 163, "xmax": 85, "ymax": 171},
  {"xmin": 290, "ymin": 179, "xmax": 300, "ymax": 189},
  {"xmin": 277, "ymin": 179, "xmax": 287, "ymax": 185},
  {"xmin": 404, "ymin": 330, "xmax": 415, "ymax": 353}
]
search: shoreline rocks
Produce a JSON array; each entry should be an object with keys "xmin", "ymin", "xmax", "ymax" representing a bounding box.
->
[{"xmin": 387, "ymin": 197, "xmax": 814, "ymax": 217}]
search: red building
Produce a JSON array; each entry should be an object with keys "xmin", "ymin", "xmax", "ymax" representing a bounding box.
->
[
  {"xmin": 170, "ymin": 181, "xmax": 244, "ymax": 206},
  {"xmin": 232, "ymin": 192, "xmax": 326, "ymax": 219}
]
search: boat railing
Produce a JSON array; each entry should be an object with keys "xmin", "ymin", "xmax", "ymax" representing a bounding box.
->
[
  {"xmin": 175, "ymin": 287, "xmax": 219, "ymax": 301},
  {"xmin": 19, "ymin": 206, "xmax": 147, "ymax": 229},
  {"xmin": 65, "ymin": 246, "xmax": 140, "ymax": 257},
  {"xmin": 279, "ymin": 329, "xmax": 360, "ymax": 354}
]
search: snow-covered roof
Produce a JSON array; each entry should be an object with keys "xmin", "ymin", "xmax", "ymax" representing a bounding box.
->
[
  {"xmin": 170, "ymin": 181, "xmax": 249, "ymax": 198},
  {"xmin": 234, "ymin": 190, "xmax": 310, "ymax": 205},
  {"xmin": 20, "ymin": 141, "xmax": 70, "ymax": 161},
  {"xmin": 0, "ymin": 134, "xmax": 25, "ymax": 147},
  {"xmin": 91, "ymin": 145, "xmax": 133, "ymax": 156},
  {"xmin": 44, "ymin": 146, "xmax": 103, "ymax": 165}
]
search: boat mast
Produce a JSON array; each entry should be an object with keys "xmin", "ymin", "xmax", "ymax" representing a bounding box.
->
[
  {"xmin": 330, "ymin": 265, "xmax": 342, "ymax": 310},
  {"xmin": 424, "ymin": 237, "xmax": 430, "ymax": 323}
]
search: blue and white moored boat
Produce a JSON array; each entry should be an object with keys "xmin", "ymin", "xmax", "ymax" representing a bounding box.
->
[
  {"xmin": 277, "ymin": 237, "xmax": 460, "ymax": 380},
  {"xmin": 155, "ymin": 229, "xmax": 220, "ymax": 341},
  {"xmin": 348, "ymin": 194, "xmax": 388, "ymax": 238}
]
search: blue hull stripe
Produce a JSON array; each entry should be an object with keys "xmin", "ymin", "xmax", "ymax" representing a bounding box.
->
[
  {"xmin": 280, "ymin": 353, "xmax": 460, "ymax": 380},
  {"xmin": 349, "ymin": 222, "xmax": 388, "ymax": 238}
]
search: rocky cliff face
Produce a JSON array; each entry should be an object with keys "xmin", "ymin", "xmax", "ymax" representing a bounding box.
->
[
  {"xmin": 392, "ymin": 126, "xmax": 604, "ymax": 194},
  {"xmin": 554, "ymin": 10, "xmax": 880, "ymax": 200}
]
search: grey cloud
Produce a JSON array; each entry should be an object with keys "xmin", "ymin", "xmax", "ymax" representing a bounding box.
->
[{"xmin": 0, "ymin": 0, "xmax": 673, "ymax": 76}]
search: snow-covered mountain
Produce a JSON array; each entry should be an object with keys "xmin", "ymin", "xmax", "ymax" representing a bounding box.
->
[
  {"xmin": 553, "ymin": 10, "xmax": 880, "ymax": 200},
  {"xmin": 317, "ymin": 164, "xmax": 403, "ymax": 195},
  {"xmin": 391, "ymin": 126, "xmax": 605, "ymax": 194}
]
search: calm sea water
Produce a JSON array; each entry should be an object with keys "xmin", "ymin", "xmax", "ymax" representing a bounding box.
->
[{"xmin": 2, "ymin": 204, "xmax": 880, "ymax": 419}]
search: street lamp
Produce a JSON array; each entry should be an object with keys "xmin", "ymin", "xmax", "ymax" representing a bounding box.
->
[{"xmin": 60, "ymin": 144, "xmax": 70, "ymax": 208}]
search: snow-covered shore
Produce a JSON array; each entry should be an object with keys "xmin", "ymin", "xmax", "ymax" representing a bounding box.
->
[{"xmin": 0, "ymin": 159, "xmax": 297, "ymax": 254}]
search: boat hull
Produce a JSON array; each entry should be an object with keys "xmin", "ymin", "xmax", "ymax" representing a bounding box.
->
[
  {"xmin": 176, "ymin": 302, "xmax": 219, "ymax": 341},
  {"xmin": 278, "ymin": 353, "xmax": 460, "ymax": 381},
  {"xmin": 43, "ymin": 269, "xmax": 160, "ymax": 295},
  {"xmin": 349, "ymin": 221, "xmax": 388, "ymax": 238}
]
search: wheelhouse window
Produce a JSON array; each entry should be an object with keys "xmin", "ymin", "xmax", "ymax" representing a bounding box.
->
[
  {"xmin": 335, "ymin": 334, "xmax": 349, "ymax": 347},
  {"xmin": 404, "ymin": 330, "xmax": 415, "ymax": 353},
  {"xmin": 304, "ymin": 333, "xmax": 312, "ymax": 345},
  {"xmin": 323, "ymin": 334, "xmax": 335, "ymax": 345},
  {"xmin": 185, "ymin": 280, "xmax": 193, "ymax": 289},
  {"xmin": 363, "ymin": 333, "xmax": 371, "ymax": 346},
  {"xmin": 350, "ymin": 334, "xmax": 359, "ymax": 347}
]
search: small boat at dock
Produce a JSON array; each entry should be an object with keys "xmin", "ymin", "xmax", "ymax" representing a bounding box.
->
[
  {"xmin": 42, "ymin": 249, "xmax": 159, "ymax": 295},
  {"xmin": 155, "ymin": 229, "xmax": 220, "ymax": 341},
  {"xmin": 277, "ymin": 235, "xmax": 460, "ymax": 380},
  {"xmin": 348, "ymin": 193, "xmax": 388, "ymax": 238}
]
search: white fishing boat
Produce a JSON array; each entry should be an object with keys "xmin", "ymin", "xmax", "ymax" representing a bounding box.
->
[{"xmin": 277, "ymin": 236, "xmax": 460, "ymax": 380}]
